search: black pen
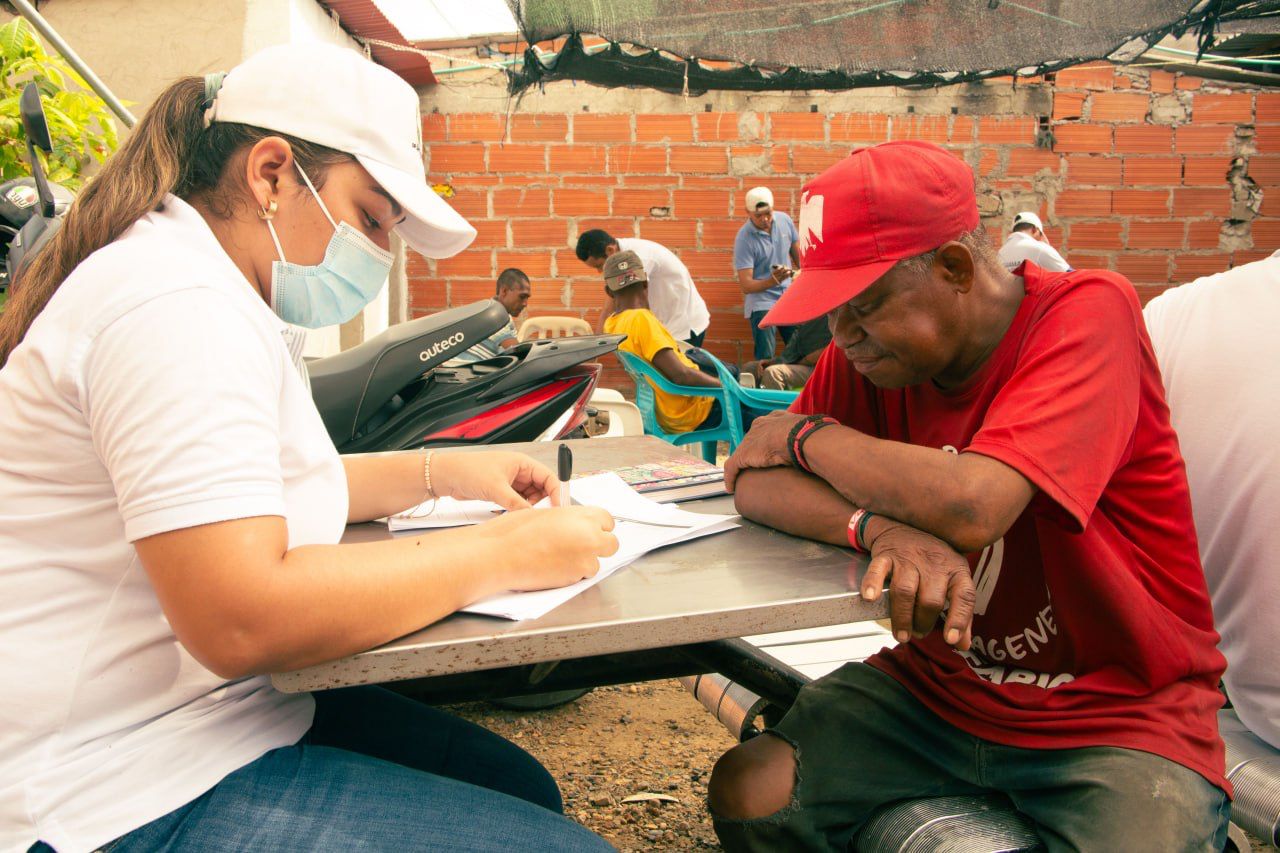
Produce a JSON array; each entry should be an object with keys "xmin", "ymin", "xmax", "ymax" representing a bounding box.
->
[{"xmin": 556, "ymin": 443, "xmax": 572, "ymax": 508}]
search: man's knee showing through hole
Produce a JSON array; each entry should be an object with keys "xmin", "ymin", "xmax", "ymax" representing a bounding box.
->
[{"xmin": 708, "ymin": 734, "xmax": 798, "ymax": 820}]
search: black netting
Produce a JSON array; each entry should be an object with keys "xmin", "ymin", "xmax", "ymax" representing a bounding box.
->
[{"xmin": 504, "ymin": 0, "xmax": 1273, "ymax": 94}]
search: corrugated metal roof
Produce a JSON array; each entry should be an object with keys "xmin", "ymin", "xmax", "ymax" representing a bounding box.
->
[{"xmin": 318, "ymin": 0, "xmax": 437, "ymax": 86}]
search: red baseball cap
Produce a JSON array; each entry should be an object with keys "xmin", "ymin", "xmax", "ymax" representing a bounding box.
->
[{"xmin": 762, "ymin": 140, "xmax": 979, "ymax": 327}]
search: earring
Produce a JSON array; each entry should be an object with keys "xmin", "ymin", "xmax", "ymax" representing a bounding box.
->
[{"xmin": 257, "ymin": 199, "xmax": 278, "ymax": 220}]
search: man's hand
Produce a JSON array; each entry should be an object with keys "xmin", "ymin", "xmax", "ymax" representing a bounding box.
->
[
  {"xmin": 859, "ymin": 520, "xmax": 975, "ymax": 650},
  {"xmin": 723, "ymin": 410, "xmax": 806, "ymax": 492}
]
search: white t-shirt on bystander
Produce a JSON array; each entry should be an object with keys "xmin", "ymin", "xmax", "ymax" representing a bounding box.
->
[
  {"xmin": 1143, "ymin": 251, "xmax": 1280, "ymax": 750},
  {"xmin": 997, "ymin": 231, "xmax": 1071, "ymax": 273},
  {"xmin": 617, "ymin": 237, "xmax": 710, "ymax": 341},
  {"xmin": 0, "ymin": 196, "xmax": 348, "ymax": 852}
]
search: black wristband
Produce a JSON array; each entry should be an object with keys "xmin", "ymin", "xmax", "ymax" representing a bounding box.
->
[
  {"xmin": 787, "ymin": 414, "xmax": 834, "ymax": 470},
  {"xmin": 856, "ymin": 509, "xmax": 876, "ymax": 551},
  {"xmin": 785, "ymin": 416, "xmax": 815, "ymax": 469},
  {"xmin": 795, "ymin": 416, "xmax": 839, "ymax": 473}
]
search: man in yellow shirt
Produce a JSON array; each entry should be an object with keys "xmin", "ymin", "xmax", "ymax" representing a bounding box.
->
[{"xmin": 602, "ymin": 250, "xmax": 722, "ymax": 434}]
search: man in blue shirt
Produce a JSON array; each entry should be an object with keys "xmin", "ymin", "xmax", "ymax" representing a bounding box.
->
[{"xmin": 734, "ymin": 186, "xmax": 800, "ymax": 360}]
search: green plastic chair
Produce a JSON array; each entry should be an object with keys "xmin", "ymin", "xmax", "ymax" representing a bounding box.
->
[{"xmin": 615, "ymin": 350, "xmax": 731, "ymax": 462}]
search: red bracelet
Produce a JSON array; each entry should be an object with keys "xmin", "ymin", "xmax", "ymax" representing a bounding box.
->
[{"xmin": 847, "ymin": 508, "xmax": 869, "ymax": 553}]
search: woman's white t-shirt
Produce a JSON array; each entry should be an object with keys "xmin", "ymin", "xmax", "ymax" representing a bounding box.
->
[{"xmin": 0, "ymin": 196, "xmax": 348, "ymax": 852}]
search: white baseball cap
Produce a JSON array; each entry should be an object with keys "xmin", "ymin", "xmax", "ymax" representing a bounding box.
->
[
  {"xmin": 745, "ymin": 186, "xmax": 774, "ymax": 212},
  {"xmin": 205, "ymin": 42, "xmax": 476, "ymax": 259},
  {"xmin": 1011, "ymin": 211, "xmax": 1045, "ymax": 232}
]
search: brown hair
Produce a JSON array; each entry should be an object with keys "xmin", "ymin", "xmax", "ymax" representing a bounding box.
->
[{"xmin": 0, "ymin": 75, "xmax": 350, "ymax": 366}]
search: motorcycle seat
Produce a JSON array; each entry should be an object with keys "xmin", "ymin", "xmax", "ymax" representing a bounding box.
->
[{"xmin": 309, "ymin": 299, "xmax": 510, "ymax": 444}]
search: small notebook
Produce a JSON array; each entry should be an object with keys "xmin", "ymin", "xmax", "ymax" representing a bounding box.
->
[{"xmin": 578, "ymin": 457, "xmax": 727, "ymax": 503}]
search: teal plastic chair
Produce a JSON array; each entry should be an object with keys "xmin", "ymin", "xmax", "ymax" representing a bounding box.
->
[
  {"xmin": 686, "ymin": 347, "xmax": 799, "ymax": 451},
  {"xmin": 615, "ymin": 350, "xmax": 731, "ymax": 462},
  {"xmin": 616, "ymin": 349, "xmax": 800, "ymax": 460}
]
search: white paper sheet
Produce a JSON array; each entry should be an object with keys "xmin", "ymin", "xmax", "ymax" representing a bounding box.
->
[
  {"xmin": 388, "ymin": 472, "xmax": 738, "ymax": 621},
  {"xmin": 388, "ymin": 497, "xmax": 504, "ymax": 530},
  {"xmin": 462, "ymin": 516, "xmax": 738, "ymax": 620}
]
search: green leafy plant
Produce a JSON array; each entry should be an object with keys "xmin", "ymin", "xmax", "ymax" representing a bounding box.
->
[{"xmin": 1, "ymin": 16, "xmax": 119, "ymax": 190}]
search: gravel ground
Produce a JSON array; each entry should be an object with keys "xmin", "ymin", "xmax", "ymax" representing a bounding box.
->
[{"xmin": 449, "ymin": 680, "xmax": 734, "ymax": 850}]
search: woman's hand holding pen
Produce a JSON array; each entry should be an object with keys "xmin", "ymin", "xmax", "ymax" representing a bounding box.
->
[
  {"xmin": 429, "ymin": 450, "xmax": 619, "ymax": 591},
  {"xmin": 485, "ymin": 505, "xmax": 619, "ymax": 591}
]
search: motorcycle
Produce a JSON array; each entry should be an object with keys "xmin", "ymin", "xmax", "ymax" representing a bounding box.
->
[
  {"xmin": 1, "ymin": 83, "xmax": 73, "ymax": 294},
  {"xmin": 310, "ymin": 301, "xmax": 624, "ymax": 451}
]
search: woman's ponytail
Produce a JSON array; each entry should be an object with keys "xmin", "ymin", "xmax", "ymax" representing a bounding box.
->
[{"xmin": 0, "ymin": 76, "xmax": 207, "ymax": 366}]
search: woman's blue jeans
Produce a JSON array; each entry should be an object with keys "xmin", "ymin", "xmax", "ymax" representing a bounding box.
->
[{"xmin": 95, "ymin": 685, "xmax": 613, "ymax": 852}]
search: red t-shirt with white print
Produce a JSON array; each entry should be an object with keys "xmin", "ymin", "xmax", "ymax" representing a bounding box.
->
[{"xmin": 792, "ymin": 262, "xmax": 1228, "ymax": 791}]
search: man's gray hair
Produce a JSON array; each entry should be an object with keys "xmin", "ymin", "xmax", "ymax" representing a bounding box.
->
[{"xmin": 895, "ymin": 224, "xmax": 999, "ymax": 278}]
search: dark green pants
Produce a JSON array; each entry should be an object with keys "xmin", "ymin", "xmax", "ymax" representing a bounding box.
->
[{"xmin": 712, "ymin": 663, "xmax": 1230, "ymax": 852}]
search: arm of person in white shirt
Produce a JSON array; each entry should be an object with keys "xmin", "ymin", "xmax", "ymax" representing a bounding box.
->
[
  {"xmin": 135, "ymin": 452, "xmax": 618, "ymax": 680},
  {"xmin": 342, "ymin": 450, "xmax": 535, "ymax": 523},
  {"xmin": 91, "ymin": 293, "xmax": 618, "ymax": 680}
]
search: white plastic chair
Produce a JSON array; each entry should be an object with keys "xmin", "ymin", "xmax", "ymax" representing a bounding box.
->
[
  {"xmin": 517, "ymin": 315, "xmax": 592, "ymax": 342},
  {"xmin": 588, "ymin": 387, "xmax": 644, "ymax": 437},
  {"xmin": 512, "ymin": 315, "xmax": 639, "ymax": 436}
]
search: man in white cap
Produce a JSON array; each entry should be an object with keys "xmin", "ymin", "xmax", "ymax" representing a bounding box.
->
[
  {"xmin": 734, "ymin": 186, "xmax": 800, "ymax": 360},
  {"xmin": 997, "ymin": 211, "xmax": 1070, "ymax": 273}
]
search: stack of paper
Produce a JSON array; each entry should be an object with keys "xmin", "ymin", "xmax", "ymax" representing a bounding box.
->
[{"xmin": 387, "ymin": 472, "xmax": 738, "ymax": 620}]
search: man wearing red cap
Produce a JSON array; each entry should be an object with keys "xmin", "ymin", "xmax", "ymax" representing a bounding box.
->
[{"xmin": 706, "ymin": 141, "xmax": 1229, "ymax": 851}]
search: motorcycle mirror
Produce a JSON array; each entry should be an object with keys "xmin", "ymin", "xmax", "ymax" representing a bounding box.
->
[
  {"xmin": 19, "ymin": 83, "xmax": 56, "ymax": 219},
  {"xmin": 19, "ymin": 83, "xmax": 54, "ymax": 153}
]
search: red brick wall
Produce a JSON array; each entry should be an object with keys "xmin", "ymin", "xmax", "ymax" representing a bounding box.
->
[{"xmin": 413, "ymin": 62, "xmax": 1279, "ymax": 390}]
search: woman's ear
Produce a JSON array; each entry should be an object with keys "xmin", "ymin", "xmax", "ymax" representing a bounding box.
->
[{"xmin": 242, "ymin": 136, "xmax": 294, "ymax": 214}]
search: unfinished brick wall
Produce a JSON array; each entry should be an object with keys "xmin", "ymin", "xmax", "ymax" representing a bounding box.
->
[{"xmin": 413, "ymin": 62, "xmax": 1278, "ymax": 388}]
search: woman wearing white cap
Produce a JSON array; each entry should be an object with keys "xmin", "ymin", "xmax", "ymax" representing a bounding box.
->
[{"xmin": 0, "ymin": 44, "xmax": 616, "ymax": 852}]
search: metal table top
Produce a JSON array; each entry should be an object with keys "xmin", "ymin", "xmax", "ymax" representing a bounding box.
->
[{"xmin": 271, "ymin": 436, "xmax": 885, "ymax": 693}]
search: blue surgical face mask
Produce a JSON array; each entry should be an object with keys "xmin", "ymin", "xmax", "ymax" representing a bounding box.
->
[{"xmin": 265, "ymin": 164, "xmax": 394, "ymax": 329}]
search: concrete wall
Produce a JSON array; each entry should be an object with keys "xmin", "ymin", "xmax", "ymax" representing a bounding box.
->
[
  {"xmin": 414, "ymin": 63, "xmax": 1280, "ymax": 387},
  {"xmin": 2, "ymin": 0, "xmax": 249, "ymax": 111}
]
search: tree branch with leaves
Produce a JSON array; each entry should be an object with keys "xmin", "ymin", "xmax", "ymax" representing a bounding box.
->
[{"xmin": 1, "ymin": 16, "xmax": 120, "ymax": 191}]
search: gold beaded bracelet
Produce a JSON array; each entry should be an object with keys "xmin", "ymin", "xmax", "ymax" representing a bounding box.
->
[
  {"xmin": 409, "ymin": 450, "xmax": 437, "ymax": 517},
  {"xmin": 422, "ymin": 450, "xmax": 436, "ymax": 499}
]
